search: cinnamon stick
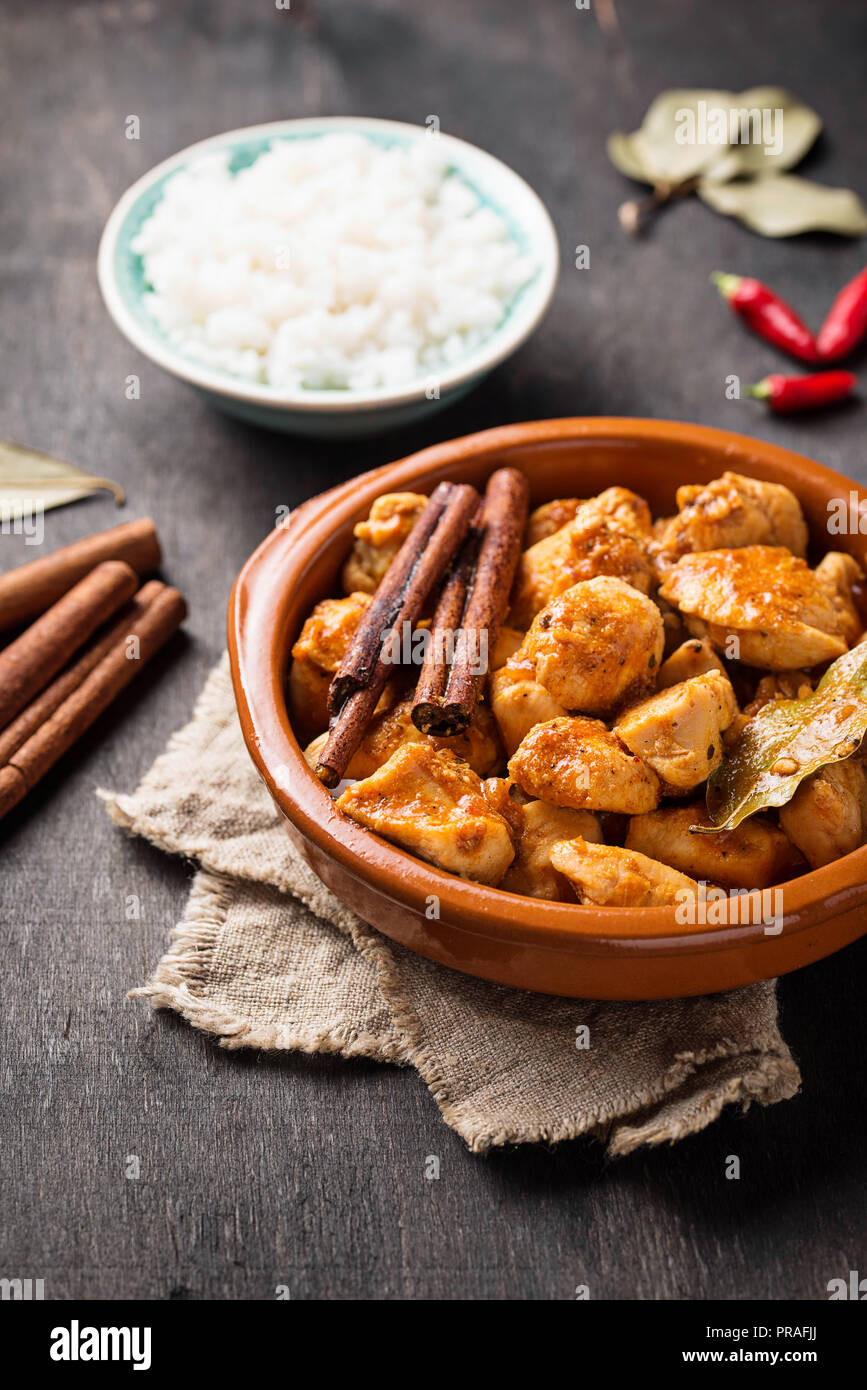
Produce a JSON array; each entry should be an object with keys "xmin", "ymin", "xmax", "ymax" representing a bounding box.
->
[
  {"xmin": 314, "ymin": 684, "xmax": 382, "ymax": 789},
  {"xmin": 316, "ymin": 481, "xmax": 480, "ymax": 787},
  {"xmin": 0, "ymin": 518, "xmax": 161, "ymax": 633},
  {"xmin": 0, "ymin": 559, "xmax": 139, "ymax": 731},
  {"xmin": 0, "ymin": 584, "xmax": 187, "ymax": 819},
  {"xmin": 411, "ymin": 508, "xmax": 482, "ymax": 733},
  {"xmin": 329, "ymin": 482, "xmax": 475, "ymax": 715},
  {"xmin": 0, "ymin": 580, "xmax": 163, "ymax": 766},
  {"xmin": 412, "ymin": 467, "xmax": 529, "ymax": 737}
]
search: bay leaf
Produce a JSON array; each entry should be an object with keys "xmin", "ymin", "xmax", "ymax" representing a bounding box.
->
[
  {"xmin": 611, "ymin": 88, "xmax": 733, "ymax": 187},
  {"xmin": 698, "ymin": 172, "xmax": 867, "ymax": 236},
  {"xmin": 606, "ymin": 131, "xmax": 652, "ymax": 183},
  {"xmin": 699, "ymin": 86, "xmax": 821, "ymax": 182},
  {"xmin": 0, "ymin": 440, "xmax": 124, "ymax": 519},
  {"xmin": 699, "ymin": 642, "xmax": 867, "ymax": 832},
  {"xmin": 608, "ymin": 86, "xmax": 822, "ymax": 190}
]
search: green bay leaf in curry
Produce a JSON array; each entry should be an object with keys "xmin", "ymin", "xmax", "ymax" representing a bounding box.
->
[{"xmin": 700, "ymin": 641, "xmax": 867, "ymax": 831}]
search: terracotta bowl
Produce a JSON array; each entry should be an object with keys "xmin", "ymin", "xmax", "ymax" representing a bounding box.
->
[{"xmin": 228, "ymin": 418, "xmax": 867, "ymax": 999}]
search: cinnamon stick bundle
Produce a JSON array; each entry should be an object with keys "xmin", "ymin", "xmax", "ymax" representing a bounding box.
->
[
  {"xmin": 0, "ymin": 584, "xmax": 187, "ymax": 820},
  {"xmin": 328, "ymin": 482, "xmax": 478, "ymax": 716},
  {"xmin": 0, "ymin": 580, "xmax": 163, "ymax": 766},
  {"xmin": 411, "ymin": 467, "xmax": 529, "ymax": 737},
  {"xmin": 316, "ymin": 480, "xmax": 480, "ymax": 787},
  {"xmin": 0, "ymin": 518, "xmax": 161, "ymax": 633},
  {"xmin": 0, "ymin": 559, "xmax": 139, "ymax": 731},
  {"xmin": 411, "ymin": 509, "xmax": 482, "ymax": 733}
]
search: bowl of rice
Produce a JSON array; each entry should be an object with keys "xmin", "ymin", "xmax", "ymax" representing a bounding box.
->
[{"xmin": 97, "ymin": 118, "xmax": 559, "ymax": 437}]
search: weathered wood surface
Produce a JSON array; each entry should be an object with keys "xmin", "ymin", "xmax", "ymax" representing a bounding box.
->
[{"xmin": 1, "ymin": 0, "xmax": 865, "ymax": 1300}]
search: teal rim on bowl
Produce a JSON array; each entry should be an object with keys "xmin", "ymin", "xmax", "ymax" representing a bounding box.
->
[{"xmin": 97, "ymin": 117, "xmax": 560, "ymax": 420}]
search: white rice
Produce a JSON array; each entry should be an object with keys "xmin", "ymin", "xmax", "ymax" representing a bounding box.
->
[{"xmin": 132, "ymin": 133, "xmax": 537, "ymax": 392}]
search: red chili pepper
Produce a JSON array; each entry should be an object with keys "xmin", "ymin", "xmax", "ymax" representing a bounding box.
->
[
  {"xmin": 711, "ymin": 272, "xmax": 819, "ymax": 364},
  {"xmin": 816, "ymin": 266, "xmax": 867, "ymax": 361},
  {"xmin": 746, "ymin": 371, "xmax": 857, "ymax": 413}
]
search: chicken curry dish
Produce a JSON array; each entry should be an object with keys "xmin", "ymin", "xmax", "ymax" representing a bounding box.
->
[{"xmin": 288, "ymin": 467, "xmax": 867, "ymax": 909}]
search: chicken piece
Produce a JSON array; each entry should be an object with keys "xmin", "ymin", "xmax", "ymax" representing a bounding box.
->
[
  {"xmin": 657, "ymin": 638, "xmax": 725, "ymax": 690},
  {"xmin": 291, "ymin": 592, "xmax": 371, "ymax": 671},
  {"xmin": 490, "ymin": 625, "xmax": 526, "ymax": 671},
  {"xmin": 722, "ymin": 711, "xmax": 752, "ymax": 752},
  {"xmin": 743, "ymin": 670, "xmax": 815, "ymax": 717},
  {"xmin": 492, "ymin": 578, "xmax": 663, "ymax": 755},
  {"xmin": 815, "ymin": 551, "xmax": 865, "ymax": 646},
  {"xmin": 341, "ymin": 492, "xmax": 428, "ymax": 594},
  {"xmin": 488, "ymin": 662, "xmax": 568, "ymax": 756},
  {"xmin": 590, "ymin": 486, "xmax": 654, "ymax": 536},
  {"xmin": 304, "ymin": 698, "xmax": 503, "ymax": 780},
  {"xmin": 659, "ymin": 597, "xmax": 689, "ymax": 657},
  {"xmin": 652, "ymin": 471, "xmax": 808, "ymax": 571},
  {"xmin": 525, "ymin": 498, "xmax": 585, "ymax": 547},
  {"xmin": 499, "ymin": 800, "xmax": 603, "ymax": 901},
  {"xmin": 779, "ymin": 755, "xmax": 867, "ymax": 869},
  {"xmin": 337, "ymin": 743, "xmax": 514, "ymax": 884},
  {"xmin": 481, "ymin": 775, "xmax": 527, "ymax": 823},
  {"xmin": 438, "ymin": 702, "xmax": 504, "ymax": 776},
  {"xmin": 550, "ymin": 838, "xmax": 697, "ymax": 907},
  {"xmin": 626, "ymin": 804, "xmax": 803, "ymax": 889},
  {"xmin": 613, "ymin": 670, "xmax": 738, "ymax": 793},
  {"xmin": 508, "ymin": 716, "xmax": 661, "ymax": 814},
  {"xmin": 516, "ymin": 577, "xmax": 665, "ymax": 717},
  {"xmin": 288, "ymin": 664, "xmax": 332, "ymax": 748},
  {"xmin": 658, "ymin": 547, "xmax": 849, "ymax": 670},
  {"xmin": 510, "ymin": 488, "xmax": 654, "ymax": 628},
  {"xmin": 289, "ymin": 592, "xmax": 372, "ymax": 743}
]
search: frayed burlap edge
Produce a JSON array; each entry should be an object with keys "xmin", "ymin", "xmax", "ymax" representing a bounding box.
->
[
  {"xmin": 609, "ymin": 1053, "xmax": 800, "ymax": 1156},
  {"xmin": 129, "ymin": 871, "xmax": 411, "ymax": 1064},
  {"xmin": 127, "ymin": 868, "xmax": 800, "ymax": 1156}
]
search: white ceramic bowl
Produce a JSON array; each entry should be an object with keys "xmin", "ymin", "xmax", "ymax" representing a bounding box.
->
[{"xmin": 97, "ymin": 117, "xmax": 559, "ymax": 437}]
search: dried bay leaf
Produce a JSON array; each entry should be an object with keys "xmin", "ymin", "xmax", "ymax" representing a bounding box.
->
[
  {"xmin": 0, "ymin": 440, "xmax": 125, "ymax": 519},
  {"xmin": 609, "ymin": 88, "xmax": 734, "ymax": 186},
  {"xmin": 606, "ymin": 131, "xmax": 653, "ymax": 184},
  {"xmin": 699, "ymin": 87, "xmax": 821, "ymax": 182},
  {"xmin": 607, "ymin": 86, "xmax": 866, "ymax": 239},
  {"xmin": 698, "ymin": 173, "xmax": 867, "ymax": 237},
  {"xmin": 608, "ymin": 86, "xmax": 822, "ymax": 189},
  {"xmin": 700, "ymin": 642, "xmax": 867, "ymax": 832},
  {"xmin": 630, "ymin": 88, "xmax": 733, "ymax": 185}
]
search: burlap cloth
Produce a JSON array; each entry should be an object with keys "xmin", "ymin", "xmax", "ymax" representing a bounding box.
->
[{"xmin": 101, "ymin": 655, "xmax": 800, "ymax": 1156}]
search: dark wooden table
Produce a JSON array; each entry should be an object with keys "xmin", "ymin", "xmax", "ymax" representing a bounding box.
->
[{"xmin": 2, "ymin": 0, "xmax": 865, "ymax": 1301}]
